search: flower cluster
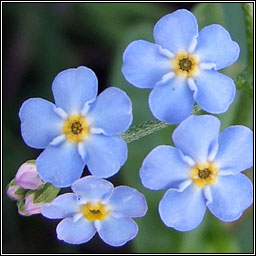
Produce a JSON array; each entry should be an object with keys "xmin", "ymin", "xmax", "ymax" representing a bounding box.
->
[
  {"xmin": 7, "ymin": 161, "xmax": 59, "ymax": 216},
  {"xmin": 6, "ymin": 8, "xmax": 253, "ymax": 249}
]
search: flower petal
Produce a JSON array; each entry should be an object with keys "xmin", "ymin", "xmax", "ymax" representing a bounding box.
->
[
  {"xmin": 56, "ymin": 217, "xmax": 96, "ymax": 245},
  {"xmin": 108, "ymin": 186, "xmax": 147, "ymax": 218},
  {"xmin": 149, "ymin": 78, "xmax": 194, "ymax": 124},
  {"xmin": 159, "ymin": 184, "xmax": 206, "ymax": 231},
  {"xmin": 71, "ymin": 176, "xmax": 114, "ymax": 201},
  {"xmin": 195, "ymin": 24, "xmax": 240, "ymax": 70},
  {"xmin": 193, "ymin": 70, "xmax": 236, "ymax": 114},
  {"xmin": 172, "ymin": 115, "xmax": 220, "ymax": 163},
  {"xmin": 214, "ymin": 126, "xmax": 253, "ymax": 174},
  {"xmin": 87, "ymin": 87, "xmax": 132, "ymax": 136},
  {"xmin": 208, "ymin": 173, "xmax": 253, "ymax": 221},
  {"xmin": 122, "ymin": 40, "xmax": 170, "ymax": 89},
  {"xmin": 84, "ymin": 134, "xmax": 127, "ymax": 178},
  {"xmin": 98, "ymin": 216, "xmax": 138, "ymax": 247},
  {"xmin": 36, "ymin": 142, "xmax": 85, "ymax": 188},
  {"xmin": 41, "ymin": 193, "xmax": 79, "ymax": 219},
  {"xmin": 153, "ymin": 9, "xmax": 198, "ymax": 53},
  {"xmin": 140, "ymin": 145, "xmax": 191, "ymax": 190},
  {"xmin": 52, "ymin": 66, "xmax": 98, "ymax": 114},
  {"xmin": 19, "ymin": 98, "xmax": 63, "ymax": 149}
]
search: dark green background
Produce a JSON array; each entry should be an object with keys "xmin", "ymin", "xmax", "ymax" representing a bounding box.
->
[{"xmin": 3, "ymin": 3, "xmax": 253, "ymax": 253}]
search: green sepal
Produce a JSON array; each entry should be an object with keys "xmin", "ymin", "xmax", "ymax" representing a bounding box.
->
[
  {"xmin": 8, "ymin": 178, "xmax": 17, "ymax": 187},
  {"xmin": 6, "ymin": 179, "xmax": 27, "ymax": 200},
  {"xmin": 33, "ymin": 183, "xmax": 60, "ymax": 204},
  {"xmin": 26, "ymin": 159, "xmax": 36, "ymax": 165},
  {"xmin": 17, "ymin": 199, "xmax": 29, "ymax": 216},
  {"xmin": 14, "ymin": 187, "xmax": 27, "ymax": 197}
]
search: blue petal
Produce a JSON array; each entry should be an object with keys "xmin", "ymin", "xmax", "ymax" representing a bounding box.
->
[
  {"xmin": 159, "ymin": 184, "xmax": 206, "ymax": 231},
  {"xmin": 36, "ymin": 142, "xmax": 85, "ymax": 188},
  {"xmin": 172, "ymin": 115, "xmax": 220, "ymax": 163},
  {"xmin": 153, "ymin": 9, "xmax": 198, "ymax": 53},
  {"xmin": 84, "ymin": 134, "xmax": 127, "ymax": 178},
  {"xmin": 52, "ymin": 66, "xmax": 98, "ymax": 114},
  {"xmin": 122, "ymin": 40, "xmax": 170, "ymax": 89},
  {"xmin": 214, "ymin": 126, "xmax": 253, "ymax": 174},
  {"xmin": 195, "ymin": 24, "xmax": 240, "ymax": 70},
  {"xmin": 19, "ymin": 98, "xmax": 63, "ymax": 149},
  {"xmin": 149, "ymin": 78, "xmax": 194, "ymax": 124},
  {"xmin": 140, "ymin": 145, "xmax": 191, "ymax": 190},
  {"xmin": 87, "ymin": 87, "xmax": 132, "ymax": 136},
  {"xmin": 193, "ymin": 70, "xmax": 236, "ymax": 114},
  {"xmin": 71, "ymin": 176, "xmax": 114, "ymax": 201},
  {"xmin": 41, "ymin": 193, "xmax": 79, "ymax": 219},
  {"xmin": 98, "ymin": 216, "xmax": 138, "ymax": 247},
  {"xmin": 208, "ymin": 173, "xmax": 253, "ymax": 221},
  {"xmin": 108, "ymin": 186, "xmax": 147, "ymax": 218},
  {"xmin": 57, "ymin": 217, "xmax": 96, "ymax": 245}
]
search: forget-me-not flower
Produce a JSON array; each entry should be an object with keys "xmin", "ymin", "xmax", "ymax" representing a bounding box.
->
[
  {"xmin": 140, "ymin": 115, "xmax": 253, "ymax": 231},
  {"xmin": 122, "ymin": 9, "xmax": 239, "ymax": 124},
  {"xmin": 42, "ymin": 176, "xmax": 148, "ymax": 246},
  {"xmin": 19, "ymin": 66, "xmax": 132, "ymax": 187}
]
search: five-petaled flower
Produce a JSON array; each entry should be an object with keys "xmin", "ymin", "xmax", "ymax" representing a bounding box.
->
[
  {"xmin": 19, "ymin": 66, "xmax": 133, "ymax": 187},
  {"xmin": 140, "ymin": 115, "xmax": 253, "ymax": 231},
  {"xmin": 42, "ymin": 176, "xmax": 148, "ymax": 246},
  {"xmin": 122, "ymin": 9, "xmax": 239, "ymax": 124}
]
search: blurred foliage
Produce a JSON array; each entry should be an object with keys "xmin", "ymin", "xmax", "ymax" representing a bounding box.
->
[{"xmin": 3, "ymin": 2, "xmax": 253, "ymax": 254}]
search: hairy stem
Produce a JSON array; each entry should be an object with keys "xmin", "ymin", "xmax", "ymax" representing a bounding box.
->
[
  {"xmin": 241, "ymin": 3, "xmax": 253, "ymax": 69},
  {"xmin": 121, "ymin": 105, "xmax": 201, "ymax": 144}
]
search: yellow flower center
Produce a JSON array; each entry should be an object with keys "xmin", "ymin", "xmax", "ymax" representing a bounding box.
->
[
  {"xmin": 172, "ymin": 51, "xmax": 199, "ymax": 78},
  {"xmin": 62, "ymin": 115, "xmax": 90, "ymax": 143},
  {"xmin": 81, "ymin": 202, "xmax": 109, "ymax": 221},
  {"xmin": 191, "ymin": 162, "xmax": 218, "ymax": 188}
]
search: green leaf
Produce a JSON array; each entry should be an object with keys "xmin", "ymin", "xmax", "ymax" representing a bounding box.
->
[{"xmin": 33, "ymin": 183, "xmax": 60, "ymax": 204}]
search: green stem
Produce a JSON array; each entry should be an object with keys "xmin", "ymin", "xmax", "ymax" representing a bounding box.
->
[
  {"xmin": 120, "ymin": 119, "xmax": 169, "ymax": 144},
  {"xmin": 241, "ymin": 3, "xmax": 253, "ymax": 69},
  {"xmin": 121, "ymin": 105, "xmax": 201, "ymax": 144}
]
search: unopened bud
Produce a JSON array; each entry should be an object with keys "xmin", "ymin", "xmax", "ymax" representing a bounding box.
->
[
  {"xmin": 24, "ymin": 192, "xmax": 44, "ymax": 215},
  {"xmin": 7, "ymin": 179, "xmax": 26, "ymax": 200},
  {"xmin": 15, "ymin": 161, "xmax": 43, "ymax": 190}
]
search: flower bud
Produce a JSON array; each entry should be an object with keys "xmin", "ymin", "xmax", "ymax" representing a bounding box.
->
[
  {"xmin": 6, "ymin": 179, "xmax": 26, "ymax": 200},
  {"xmin": 15, "ymin": 161, "xmax": 43, "ymax": 190},
  {"xmin": 24, "ymin": 192, "xmax": 44, "ymax": 215}
]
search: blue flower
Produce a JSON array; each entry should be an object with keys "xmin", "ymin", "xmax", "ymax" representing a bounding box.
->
[
  {"xmin": 19, "ymin": 66, "xmax": 132, "ymax": 187},
  {"xmin": 140, "ymin": 115, "xmax": 252, "ymax": 231},
  {"xmin": 122, "ymin": 9, "xmax": 239, "ymax": 124},
  {"xmin": 41, "ymin": 176, "xmax": 147, "ymax": 246}
]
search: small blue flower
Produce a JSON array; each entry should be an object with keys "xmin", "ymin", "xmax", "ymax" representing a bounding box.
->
[
  {"xmin": 122, "ymin": 9, "xmax": 239, "ymax": 124},
  {"xmin": 140, "ymin": 115, "xmax": 253, "ymax": 231},
  {"xmin": 19, "ymin": 66, "xmax": 132, "ymax": 187},
  {"xmin": 41, "ymin": 176, "xmax": 148, "ymax": 246}
]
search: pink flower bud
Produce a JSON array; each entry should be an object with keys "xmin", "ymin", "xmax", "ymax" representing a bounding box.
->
[
  {"xmin": 7, "ymin": 183, "xmax": 24, "ymax": 200},
  {"xmin": 15, "ymin": 161, "xmax": 43, "ymax": 190},
  {"xmin": 24, "ymin": 193, "xmax": 44, "ymax": 215}
]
